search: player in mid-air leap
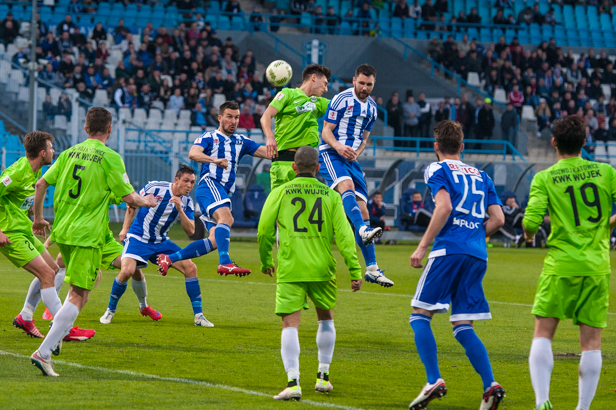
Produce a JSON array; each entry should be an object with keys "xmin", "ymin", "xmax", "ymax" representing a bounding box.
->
[
  {"xmin": 523, "ymin": 116, "xmax": 616, "ymax": 410},
  {"xmin": 408, "ymin": 121, "xmax": 506, "ymax": 410},
  {"xmin": 319, "ymin": 64, "xmax": 392, "ymax": 287},
  {"xmin": 157, "ymin": 101, "xmax": 270, "ymax": 277}
]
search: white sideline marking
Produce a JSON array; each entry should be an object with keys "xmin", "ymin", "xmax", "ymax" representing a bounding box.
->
[
  {"xmin": 145, "ymin": 274, "xmax": 616, "ymax": 316},
  {"xmin": 0, "ymin": 350, "xmax": 368, "ymax": 410}
]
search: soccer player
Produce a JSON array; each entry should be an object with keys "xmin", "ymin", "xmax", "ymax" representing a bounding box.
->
[
  {"xmin": 524, "ymin": 115, "xmax": 616, "ymax": 410},
  {"xmin": 257, "ymin": 146, "xmax": 362, "ymax": 401},
  {"xmin": 408, "ymin": 121, "xmax": 506, "ymax": 410},
  {"xmin": 100, "ymin": 165, "xmax": 214, "ymax": 327},
  {"xmin": 1, "ymin": 132, "xmax": 64, "ymax": 338},
  {"xmin": 157, "ymin": 101, "xmax": 269, "ymax": 277},
  {"xmin": 318, "ymin": 64, "xmax": 392, "ymax": 287},
  {"xmin": 30, "ymin": 107, "xmax": 156, "ymax": 376},
  {"xmin": 260, "ymin": 64, "xmax": 331, "ymax": 190}
]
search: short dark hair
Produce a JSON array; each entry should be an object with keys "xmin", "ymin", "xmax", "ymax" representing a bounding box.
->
[
  {"xmin": 175, "ymin": 164, "xmax": 195, "ymax": 179},
  {"xmin": 372, "ymin": 191, "xmax": 382, "ymax": 197},
  {"xmin": 24, "ymin": 131, "xmax": 54, "ymax": 159},
  {"xmin": 219, "ymin": 101, "xmax": 239, "ymax": 116},
  {"xmin": 294, "ymin": 146, "xmax": 319, "ymax": 173},
  {"xmin": 85, "ymin": 107, "xmax": 112, "ymax": 135},
  {"xmin": 434, "ymin": 120, "xmax": 464, "ymax": 155},
  {"xmin": 302, "ymin": 64, "xmax": 331, "ymax": 83},
  {"xmin": 552, "ymin": 116, "xmax": 586, "ymax": 155},
  {"xmin": 355, "ymin": 64, "xmax": 376, "ymax": 78}
]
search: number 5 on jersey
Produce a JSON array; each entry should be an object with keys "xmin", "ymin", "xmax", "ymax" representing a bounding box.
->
[{"xmin": 69, "ymin": 165, "xmax": 85, "ymax": 199}]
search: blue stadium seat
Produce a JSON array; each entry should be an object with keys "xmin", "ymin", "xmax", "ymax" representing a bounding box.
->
[
  {"xmin": 391, "ymin": 17, "xmax": 402, "ymax": 39},
  {"xmin": 244, "ymin": 184, "xmax": 267, "ymax": 222},
  {"xmin": 209, "ymin": 1, "xmax": 220, "ymax": 12},
  {"xmin": 300, "ymin": 12, "xmax": 312, "ymax": 27},
  {"xmin": 218, "ymin": 16, "xmax": 230, "ymax": 30},
  {"xmin": 231, "ymin": 15, "xmax": 244, "ymax": 30},
  {"xmin": 403, "ymin": 19, "xmax": 415, "ymax": 38},
  {"xmin": 479, "ymin": 27, "xmax": 491, "ymax": 43},
  {"xmin": 378, "ymin": 17, "xmax": 390, "ymax": 37},
  {"xmin": 339, "ymin": 20, "xmax": 352, "ymax": 35},
  {"xmin": 340, "ymin": 1, "xmax": 352, "ymax": 17}
]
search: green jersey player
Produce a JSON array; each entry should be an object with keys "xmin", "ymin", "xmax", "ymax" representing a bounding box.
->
[
  {"xmin": 30, "ymin": 107, "xmax": 156, "ymax": 377},
  {"xmin": 260, "ymin": 64, "xmax": 331, "ymax": 190},
  {"xmin": 523, "ymin": 115, "xmax": 616, "ymax": 410},
  {"xmin": 258, "ymin": 146, "xmax": 362, "ymax": 401}
]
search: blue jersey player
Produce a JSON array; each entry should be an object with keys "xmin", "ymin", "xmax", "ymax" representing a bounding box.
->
[
  {"xmin": 157, "ymin": 101, "xmax": 269, "ymax": 277},
  {"xmin": 318, "ymin": 64, "xmax": 393, "ymax": 287},
  {"xmin": 100, "ymin": 166, "xmax": 215, "ymax": 327},
  {"xmin": 408, "ymin": 121, "xmax": 506, "ymax": 410}
]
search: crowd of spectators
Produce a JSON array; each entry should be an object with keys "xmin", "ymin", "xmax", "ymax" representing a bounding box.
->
[{"xmin": 2, "ymin": 12, "xmax": 277, "ymax": 130}]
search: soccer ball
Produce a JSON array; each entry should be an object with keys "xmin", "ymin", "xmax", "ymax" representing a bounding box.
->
[{"xmin": 266, "ymin": 60, "xmax": 293, "ymax": 87}]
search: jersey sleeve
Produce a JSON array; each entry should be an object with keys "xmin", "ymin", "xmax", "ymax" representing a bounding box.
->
[
  {"xmin": 424, "ymin": 163, "xmax": 448, "ymax": 198},
  {"xmin": 241, "ymin": 137, "xmax": 260, "ymax": 156},
  {"xmin": 523, "ymin": 172, "xmax": 548, "ymax": 232},
  {"xmin": 332, "ymin": 194, "xmax": 362, "ymax": 280},
  {"xmin": 316, "ymin": 97, "xmax": 330, "ymax": 117},
  {"xmin": 324, "ymin": 95, "xmax": 347, "ymax": 125},
  {"xmin": 0, "ymin": 165, "xmax": 20, "ymax": 197},
  {"xmin": 257, "ymin": 186, "xmax": 283, "ymax": 272},
  {"xmin": 269, "ymin": 89, "xmax": 290, "ymax": 113},
  {"xmin": 185, "ymin": 197, "xmax": 195, "ymax": 220},
  {"xmin": 42, "ymin": 155, "xmax": 63, "ymax": 187},
  {"xmin": 104, "ymin": 153, "xmax": 135, "ymax": 199},
  {"xmin": 108, "ymin": 193, "xmax": 124, "ymax": 206},
  {"xmin": 365, "ymin": 104, "xmax": 378, "ymax": 132},
  {"xmin": 193, "ymin": 134, "xmax": 213, "ymax": 154}
]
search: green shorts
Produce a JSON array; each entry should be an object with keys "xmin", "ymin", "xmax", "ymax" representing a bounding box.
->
[
  {"xmin": 275, "ymin": 280, "xmax": 337, "ymax": 315},
  {"xmin": 270, "ymin": 161, "xmax": 296, "ymax": 190},
  {"xmin": 101, "ymin": 233, "xmax": 123, "ymax": 270},
  {"xmin": 58, "ymin": 243, "xmax": 102, "ymax": 291},
  {"xmin": 532, "ymin": 274, "xmax": 610, "ymax": 328},
  {"xmin": 0, "ymin": 232, "xmax": 45, "ymax": 268}
]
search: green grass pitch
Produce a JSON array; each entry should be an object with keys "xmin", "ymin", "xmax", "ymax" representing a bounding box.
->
[{"xmin": 1, "ymin": 235, "xmax": 616, "ymax": 409}]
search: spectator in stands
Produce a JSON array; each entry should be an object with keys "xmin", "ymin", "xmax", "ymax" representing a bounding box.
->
[
  {"xmin": 535, "ymin": 99, "xmax": 552, "ymax": 136},
  {"xmin": 477, "ymin": 98, "xmax": 495, "ymax": 147},
  {"xmin": 0, "ymin": 13, "xmax": 18, "ymax": 45},
  {"xmin": 387, "ymin": 92, "xmax": 403, "ymax": 140},
  {"xmin": 499, "ymin": 191, "xmax": 524, "ymax": 245},
  {"xmin": 401, "ymin": 190, "xmax": 432, "ymax": 228},
  {"xmin": 422, "ymin": 0, "xmax": 437, "ymax": 20},
  {"xmin": 191, "ymin": 103, "xmax": 208, "ymax": 129},
  {"xmin": 324, "ymin": 7, "xmax": 340, "ymax": 34},
  {"xmin": 57, "ymin": 93, "xmax": 72, "ymax": 119},
  {"xmin": 501, "ymin": 102, "xmax": 518, "ymax": 146},
  {"xmin": 238, "ymin": 105, "xmax": 256, "ymax": 129},
  {"xmin": 403, "ymin": 95, "xmax": 421, "ymax": 139},
  {"xmin": 509, "ymin": 84, "xmax": 524, "ymax": 114},
  {"xmin": 43, "ymin": 95, "xmax": 56, "ymax": 120},
  {"xmin": 467, "ymin": 7, "xmax": 481, "ymax": 24},
  {"xmin": 517, "ymin": 6, "xmax": 533, "ymax": 25},
  {"xmin": 544, "ymin": 8, "xmax": 556, "ymax": 26},
  {"xmin": 434, "ymin": 101, "xmax": 449, "ymax": 123},
  {"xmin": 585, "ymin": 108, "xmax": 598, "ymax": 133},
  {"xmin": 417, "ymin": 92, "xmax": 432, "ymax": 139},
  {"xmin": 138, "ymin": 83, "xmax": 156, "ymax": 112},
  {"xmin": 410, "ymin": 0, "xmax": 422, "ymax": 19},
  {"xmin": 90, "ymin": 23, "xmax": 107, "ymax": 42},
  {"xmin": 493, "ymin": 9, "xmax": 507, "ymax": 25},
  {"xmin": 532, "ymin": 4, "xmax": 544, "ymax": 25},
  {"xmin": 225, "ymin": 0, "xmax": 242, "ymax": 14},
  {"xmin": 434, "ymin": 0, "xmax": 448, "ymax": 15},
  {"xmin": 206, "ymin": 107, "xmax": 219, "ymax": 127},
  {"xmin": 168, "ymin": 88, "xmax": 185, "ymax": 114},
  {"xmin": 457, "ymin": 34, "xmax": 470, "ymax": 55},
  {"xmin": 57, "ymin": 15, "xmax": 77, "ymax": 36},
  {"xmin": 427, "ymin": 37, "xmax": 442, "ymax": 63},
  {"xmin": 368, "ymin": 192, "xmax": 387, "ymax": 243},
  {"xmin": 76, "ymin": 81, "xmax": 93, "ymax": 102},
  {"xmin": 114, "ymin": 78, "xmax": 129, "ymax": 108},
  {"xmin": 394, "ymin": 0, "xmax": 410, "ymax": 18}
]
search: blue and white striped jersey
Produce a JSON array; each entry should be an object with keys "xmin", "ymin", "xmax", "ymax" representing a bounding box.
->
[
  {"xmin": 319, "ymin": 88, "xmax": 378, "ymax": 152},
  {"xmin": 193, "ymin": 130, "xmax": 260, "ymax": 193},
  {"xmin": 128, "ymin": 181, "xmax": 195, "ymax": 244}
]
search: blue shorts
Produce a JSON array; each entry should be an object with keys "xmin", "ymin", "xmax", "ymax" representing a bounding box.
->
[
  {"xmin": 122, "ymin": 235, "xmax": 182, "ymax": 269},
  {"xmin": 411, "ymin": 254, "xmax": 491, "ymax": 322},
  {"xmin": 318, "ymin": 149, "xmax": 368, "ymax": 202},
  {"xmin": 196, "ymin": 176, "xmax": 231, "ymax": 230}
]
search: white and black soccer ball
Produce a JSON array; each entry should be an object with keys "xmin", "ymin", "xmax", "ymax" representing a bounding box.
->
[{"xmin": 266, "ymin": 60, "xmax": 292, "ymax": 87}]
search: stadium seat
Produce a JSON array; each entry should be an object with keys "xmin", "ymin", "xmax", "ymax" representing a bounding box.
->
[
  {"xmin": 213, "ymin": 93, "xmax": 226, "ymax": 110},
  {"xmin": 244, "ymin": 184, "xmax": 267, "ymax": 222},
  {"xmin": 494, "ymin": 88, "xmax": 507, "ymax": 104},
  {"xmin": 522, "ymin": 105, "xmax": 536, "ymax": 121},
  {"xmin": 467, "ymin": 72, "xmax": 481, "ymax": 87},
  {"xmin": 391, "ymin": 17, "xmax": 402, "ymax": 39},
  {"xmin": 93, "ymin": 89, "xmax": 109, "ymax": 106},
  {"xmin": 53, "ymin": 115, "xmax": 68, "ymax": 130},
  {"xmin": 179, "ymin": 110, "xmax": 192, "ymax": 123},
  {"xmin": 163, "ymin": 109, "xmax": 178, "ymax": 124},
  {"xmin": 339, "ymin": 21, "xmax": 352, "ymax": 35}
]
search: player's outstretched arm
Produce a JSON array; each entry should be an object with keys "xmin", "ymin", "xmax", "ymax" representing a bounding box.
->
[
  {"xmin": 410, "ymin": 189, "xmax": 452, "ymax": 268},
  {"xmin": 32, "ymin": 178, "xmax": 51, "ymax": 236},
  {"xmin": 119, "ymin": 206, "xmax": 138, "ymax": 241},
  {"xmin": 484, "ymin": 204, "xmax": 505, "ymax": 237},
  {"xmin": 253, "ymin": 146, "xmax": 272, "ymax": 160},
  {"xmin": 260, "ymin": 105, "xmax": 278, "ymax": 158},
  {"xmin": 123, "ymin": 192, "xmax": 157, "ymax": 208},
  {"xmin": 522, "ymin": 173, "xmax": 548, "ymax": 241},
  {"xmin": 257, "ymin": 188, "xmax": 281, "ymax": 276},
  {"xmin": 322, "ymin": 121, "xmax": 356, "ymax": 162},
  {"xmin": 188, "ymin": 145, "xmax": 228, "ymax": 169},
  {"xmin": 332, "ymin": 196, "xmax": 362, "ymax": 291},
  {"xmin": 170, "ymin": 196, "xmax": 195, "ymax": 237},
  {"xmin": 355, "ymin": 130, "xmax": 371, "ymax": 157}
]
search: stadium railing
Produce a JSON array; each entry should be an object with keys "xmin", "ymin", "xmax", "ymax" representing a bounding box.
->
[{"xmin": 583, "ymin": 142, "xmax": 616, "ymax": 165}]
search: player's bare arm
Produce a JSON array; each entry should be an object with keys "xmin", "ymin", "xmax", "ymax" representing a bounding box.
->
[
  {"xmin": 322, "ymin": 121, "xmax": 356, "ymax": 161},
  {"xmin": 355, "ymin": 130, "xmax": 371, "ymax": 157},
  {"xmin": 410, "ymin": 189, "xmax": 452, "ymax": 269},
  {"xmin": 188, "ymin": 145, "xmax": 228, "ymax": 169},
  {"xmin": 32, "ymin": 178, "xmax": 51, "ymax": 235},
  {"xmin": 254, "ymin": 146, "xmax": 271, "ymax": 160},
  {"xmin": 170, "ymin": 196, "xmax": 195, "ymax": 236},
  {"xmin": 260, "ymin": 105, "xmax": 279, "ymax": 158},
  {"xmin": 119, "ymin": 206, "xmax": 138, "ymax": 241},
  {"xmin": 123, "ymin": 191, "xmax": 157, "ymax": 208},
  {"xmin": 484, "ymin": 204, "xmax": 505, "ymax": 237}
]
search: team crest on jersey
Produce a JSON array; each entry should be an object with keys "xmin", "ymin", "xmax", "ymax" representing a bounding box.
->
[
  {"xmin": 195, "ymin": 137, "xmax": 203, "ymax": 144},
  {"xmin": 214, "ymin": 138, "xmax": 219, "ymax": 143},
  {"xmin": 123, "ymin": 173, "xmax": 130, "ymax": 184},
  {"xmin": 1, "ymin": 176, "xmax": 12, "ymax": 186},
  {"xmin": 328, "ymin": 111, "xmax": 337, "ymax": 120},
  {"xmin": 346, "ymin": 105, "xmax": 354, "ymax": 111},
  {"xmin": 156, "ymin": 195, "xmax": 164, "ymax": 202}
]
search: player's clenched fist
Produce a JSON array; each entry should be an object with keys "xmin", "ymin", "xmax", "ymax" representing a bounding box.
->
[
  {"xmin": 214, "ymin": 158, "xmax": 229, "ymax": 169},
  {"xmin": 410, "ymin": 245, "xmax": 427, "ymax": 268},
  {"xmin": 335, "ymin": 143, "xmax": 357, "ymax": 162},
  {"xmin": 351, "ymin": 279, "xmax": 362, "ymax": 292},
  {"xmin": 266, "ymin": 136, "xmax": 278, "ymax": 159},
  {"xmin": 169, "ymin": 196, "xmax": 182, "ymax": 211},
  {"xmin": 0, "ymin": 232, "xmax": 12, "ymax": 247}
]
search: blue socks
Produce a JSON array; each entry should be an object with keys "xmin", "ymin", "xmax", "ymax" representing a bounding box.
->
[
  {"xmin": 215, "ymin": 223, "xmax": 232, "ymax": 265},
  {"xmin": 108, "ymin": 278, "xmax": 128, "ymax": 312},
  {"xmin": 341, "ymin": 190, "xmax": 365, "ymax": 235},
  {"xmin": 410, "ymin": 314, "xmax": 441, "ymax": 384},
  {"xmin": 169, "ymin": 239, "xmax": 214, "ymax": 263},
  {"xmin": 355, "ymin": 219, "xmax": 377, "ymax": 267},
  {"xmin": 453, "ymin": 324, "xmax": 495, "ymax": 391},
  {"xmin": 185, "ymin": 277, "xmax": 203, "ymax": 315}
]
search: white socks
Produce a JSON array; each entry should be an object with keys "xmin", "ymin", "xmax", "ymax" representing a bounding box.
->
[
  {"xmin": 55, "ymin": 268, "xmax": 66, "ymax": 294},
  {"xmin": 131, "ymin": 278, "xmax": 148, "ymax": 309},
  {"xmin": 577, "ymin": 350, "xmax": 602, "ymax": 410},
  {"xmin": 529, "ymin": 337, "xmax": 554, "ymax": 408},
  {"xmin": 20, "ymin": 278, "xmax": 41, "ymax": 321},
  {"xmin": 316, "ymin": 320, "xmax": 336, "ymax": 373},
  {"xmin": 281, "ymin": 327, "xmax": 300, "ymax": 381},
  {"xmin": 40, "ymin": 287, "xmax": 62, "ymax": 318},
  {"xmin": 39, "ymin": 301, "xmax": 80, "ymax": 359}
]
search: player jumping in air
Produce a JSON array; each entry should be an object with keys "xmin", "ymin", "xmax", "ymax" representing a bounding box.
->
[
  {"xmin": 319, "ymin": 64, "xmax": 392, "ymax": 287},
  {"xmin": 2, "ymin": 131, "xmax": 94, "ymax": 341},
  {"xmin": 260, "ymin": 64, "xmax": 331, "ymax": 190},
  {"xmin": 523, "ymin": 115, "xmax": 616, "ymax": 410},
  {"xmin": 101, "ymin": 165, "xmax": 214, "ymax": 327},
  {"xmin": 258, "ymin": 146, "xmax": 362, "ymax": 401},
  {"xmin": 157, "ymin": 101, "xmax": 269, "ymax": 276},
  {"xmin": 30, "ymin": 107, "xmax": 156, "ymax": 376},
  {"xmin": 409, "ymin": 121, "xmax": 506, "ymax": 410}
]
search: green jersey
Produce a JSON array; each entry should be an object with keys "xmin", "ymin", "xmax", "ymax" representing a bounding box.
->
[
  {"xmin": 43, "ymin": 138, "xmax": 134, "ymax": 248},
  {"xmin": 0, "ymin": 157, "xmax": 40, "ymax": 235},
  {"xmin": 269, "ymin": 88, "xmax": 329, "ymax": 151},
  {"xmin": 523, "ymin": 157, "xmax": 616, "ymax": 276},
  {"xmin": 258, "ymin": 175, "xmax": 361, "ymax": 282}
]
